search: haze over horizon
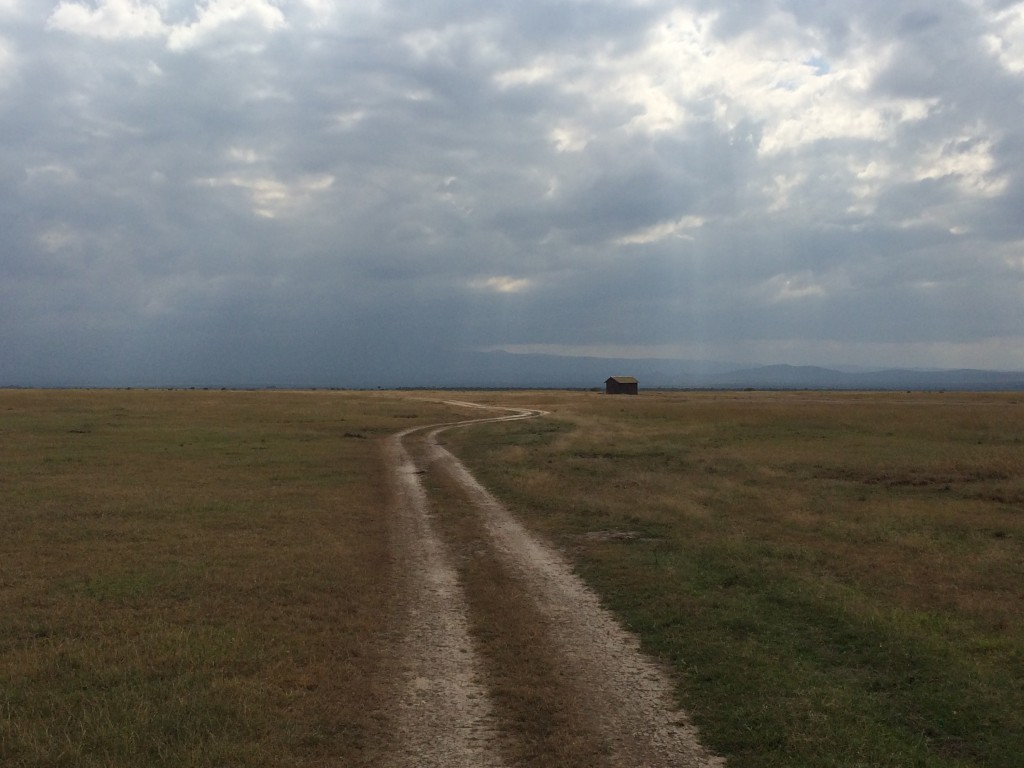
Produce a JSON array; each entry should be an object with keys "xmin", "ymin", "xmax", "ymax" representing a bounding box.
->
[{"xmin": 3, "ymin": 1, "xmax": 1024, "ymax": 387}]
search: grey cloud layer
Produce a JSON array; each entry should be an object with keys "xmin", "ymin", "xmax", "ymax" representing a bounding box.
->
[{"xmin": 2, "ymin": 0, "xmax": 1023, "ymax": 385}]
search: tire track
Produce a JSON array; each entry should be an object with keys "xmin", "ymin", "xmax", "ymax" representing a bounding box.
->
[
  {"xmin": 385, "ymin": 400, "xmax": 722, "ymax": 767},
  {"xmin": 383, "ymin": 425, "xmax": 509, "ymax": 767}
]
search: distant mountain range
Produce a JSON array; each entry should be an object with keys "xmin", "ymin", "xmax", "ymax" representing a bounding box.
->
[
  {"xmin": 11, "ymin": 348, "xmax": 1024, "ymax": 391},
  {"xmin": 694, "ymin": 364, "xmax": 1024, "ymax": 391},
  {"xmin": 409, "ymin": 351, "xmax": 1024, "ymax": 391}
]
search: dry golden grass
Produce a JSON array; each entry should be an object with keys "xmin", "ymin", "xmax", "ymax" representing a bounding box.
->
[
  {"xmin": 0, "ymin": 389, "xmax": 453, "ymax": 767},
  {"xmin": 5, "ymin": 388, "xmax": 1022, "ymax": 767}
]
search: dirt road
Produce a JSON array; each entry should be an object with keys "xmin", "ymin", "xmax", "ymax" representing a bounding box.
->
[{"xmin": 383, "ymin": 400, "xmax": 723, "ymax": 767}]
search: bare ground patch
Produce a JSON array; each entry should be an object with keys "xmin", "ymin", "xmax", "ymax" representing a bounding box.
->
[
  {"xmin": 381, "ymin": 429, "xmax": 507, "ymax": 767},
  {"xmin": 384, "ymin": 401, "xmax": 722, "ymax": 767}
]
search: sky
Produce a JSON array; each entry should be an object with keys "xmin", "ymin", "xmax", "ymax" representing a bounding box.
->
[{"xmin": 3, "ymin": 0, "xmax": 1024, "ymax": 386}]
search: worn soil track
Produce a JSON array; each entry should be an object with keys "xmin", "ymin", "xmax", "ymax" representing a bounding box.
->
[{"xmin": 382, "ymin": 400, "xmax": 723, "ymax": 767}]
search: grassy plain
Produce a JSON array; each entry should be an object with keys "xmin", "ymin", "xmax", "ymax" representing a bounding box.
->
[
  {"xmin": 3, "ymin": 389, "xmax": 1022, "ymax": 767},
  {"xmin": 0, "ymin": 389, "xmax": 453, "ymax": 767},
  {"xmin": 442, "ymin": 390, "xmax": 1024, "ymax": 768}
]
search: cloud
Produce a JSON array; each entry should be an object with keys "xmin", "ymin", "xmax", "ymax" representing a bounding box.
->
[
  {"xmin": 0, "ymin": 35, "xmax": 15, "ymax": 87},
  {"xmin": 470, "ymin": 275, "xmax": 533, "ymax": 294},
  {"xmin": 4, "ymin": 0, "xmax": 1024, "ymax": 385},
  {"xmin": 974, "ymin": 0, "xmax": 1024, "ymax": 73},
  {"xmin": 194, "ymin": 171, "xmax": 335, "ymax": 218},
  {"xmin": 167, "ymin": 0, "xmax": 286, "ymax": 51},
  {"xmin": 47, "ymin": 0, "xmax": 166, "ymax": 40},
  {"xmin": 46, "ymin": 0, "xmax": 287, "ymax": 51},
  {"xmin": 757, "ymin": 271, "xmax": 829, "ymax": 303},
  {"xmin": 615, "ymin": 215, "xmax": 704, "ymax": 245}
]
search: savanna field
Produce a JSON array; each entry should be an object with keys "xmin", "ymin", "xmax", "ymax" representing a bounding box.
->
[{"xmin": 2, "ymin": 389, "xmax": 1022, "ymax": 767}]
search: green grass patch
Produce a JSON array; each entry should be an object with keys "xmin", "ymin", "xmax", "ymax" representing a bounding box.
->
[{"xmin": 445, "ymin": 390, "xmax": 1024, "ymax": 768}]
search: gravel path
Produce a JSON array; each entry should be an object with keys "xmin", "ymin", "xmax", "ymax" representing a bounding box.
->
[
  {"xmin": 383, "ymin": 427, "xmax": 507, "ymax": 767},
  {"xmin": 384, "ymin": 400, "xmax": 723, "ymax": 767}
]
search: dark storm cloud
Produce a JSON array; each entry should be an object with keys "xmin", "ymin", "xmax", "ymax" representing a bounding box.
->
[{"xmin": 2, "ymin": 0, "xmax": 1024, "ymax": 385}]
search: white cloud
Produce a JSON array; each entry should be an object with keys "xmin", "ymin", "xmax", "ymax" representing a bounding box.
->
[
  {"xmin": 615, "ymin": 215, "xmax": 704, "ymax": 245},
  {"xmin": 494, "ymin": 61, "xmax": 556, "ymax": 88},
  {"xmin": 999, "ymin": 239, "xmax": 1024, "ymax": 271},
  {"xmin": 195, "ymin": 172, "xmax": 334, "ymax": 218},
  {"xmin": 47, "ymin": 0, "xmax": 288, "ymax": 51},
  {"xmin": 47, "ymin": 0, "xmax": 166, "ymax": 40},
  {"xmin": 979, "ymin": 2, "xmax": 1024, "ymax": 73},
  {"xmin": 294, "ymin": 0, "xmax": 334, "ymax": 28},
  {"xmin": 549, "ymin": 123, "xmax": 590, "ymax": 153},
  {"xmin": 494, "ymin": 6, "xmax": 937, "ymax": 159},
  {"xmin": 167, "ymin": 0, "xmax": 287, "ymax": 51},
  {"xmin": 37, "ymin": 224, "xmax": 80, "ymax": 253},
  {"xmin": 757, "ymin": 271, "xmax": 828, "ymax": 303},
  {"xmin": 25, "ymin": 163, "xmax": 79, "ymax": 185},
  {"xmin": 332, "ymin": 109, "xmax": 367, "ymax": 130},
  {"xmin": 846, "ymin": 158, "xmax": 894, "ymax": 216},
  {"xmin": 226, "ymin": 146, "xmax": 262, "ymax": 164},
  {"xmin": 759, "ymin": 92, "xmax": 936, "ymax": 156},
  {"xmin": 470, "ymin": 276, "xmax": 533, "ymax": 294},
  {"xmin": 401, "ymin": 20, "xmax": 499, "ymax": 64},
  {"xmin": 765, "ymin": 172, "xmax": 807, "ymax": 213},
  {"xmin": 912, "ymin": 130, "xmax": 1008, "ymax": 197}
]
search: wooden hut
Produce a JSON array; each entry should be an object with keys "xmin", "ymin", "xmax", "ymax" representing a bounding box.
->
[{"xmin": 604, "ymin": 376, "xmax": 638, "ymax": 395}]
